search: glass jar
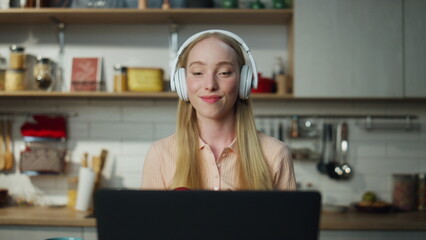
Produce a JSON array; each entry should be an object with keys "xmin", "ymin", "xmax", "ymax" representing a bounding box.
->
[
  {"xmin": 113, "ymin": 64, "xmax": 127, "ymax": 92},
  {"xmin": 67, "ymin": 176, "xmax": 78, "ymax": 208},
  {"xmin": 33, "ymin": 56, "xmax": 54, "ymax": 91},
  {"xmin": 392, "ymin": 174, "xmax": 417, "ymax": 211},
  {"xmin": 5, "ymin": 69, "xmax": 26, "ymax": 91},
  {"xmin": 9, "ymin": 45, "xmax": 26, "ymax": 69},
  {"xmin": 418, "ymin": 173, "xmax": 426, "ymax": 211}
]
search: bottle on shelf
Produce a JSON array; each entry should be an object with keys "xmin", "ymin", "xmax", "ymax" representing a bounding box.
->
[{"xmin": 113, "ymin": 64, "xmax": 128, "ymax": 92}]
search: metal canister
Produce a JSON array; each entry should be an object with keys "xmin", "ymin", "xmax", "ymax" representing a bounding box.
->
[
  {"xmin": 418, "ymin": 173, "xmax": 426, "ymax": 211},
  {"xmin": 392, "ymin": 174, "xmax": 417, "ymax": 211},
  {"xmin": 9, "ymin": 45, "xmax": 26, "ymax": 69}
]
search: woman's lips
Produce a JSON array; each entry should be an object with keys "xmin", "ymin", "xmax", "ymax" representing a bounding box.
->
[{"xmin": 200, "ymin": 95, "xmax": 222, "ymax": 103}]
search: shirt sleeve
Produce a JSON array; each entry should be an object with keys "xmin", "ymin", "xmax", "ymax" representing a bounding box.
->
[
  {"xmin": 272, "ymin": 144, "xmax": 297, "ymax": 191},
  {"xmin": 141, "ymin": 143, "xmax": 167, "ymax": 190}
]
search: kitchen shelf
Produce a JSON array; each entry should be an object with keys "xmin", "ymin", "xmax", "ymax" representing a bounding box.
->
[
  {"xmin": 2, "ymin": 91, "xmax": 426, "ymax": 101},
  {"xmin": 0, "ymin": 91, "xmax": 293, "ymax": 99},
  {"xmin": 0, "ymin": 8, "xmax": 293, "ymax": 25}
]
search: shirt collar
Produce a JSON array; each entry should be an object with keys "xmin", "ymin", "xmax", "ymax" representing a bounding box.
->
[{"xmin": 198, "ymin": 137, "xmax": 237, "ymax": 153}]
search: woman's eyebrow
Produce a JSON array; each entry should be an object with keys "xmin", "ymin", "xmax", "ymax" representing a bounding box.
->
[
  {"xmin": 188, "ymin": 61, "xmax": 206, "ymax": 67},
  {"xmin": 216, "ymin": 61, "xmax": 235, "ymax": 67}
]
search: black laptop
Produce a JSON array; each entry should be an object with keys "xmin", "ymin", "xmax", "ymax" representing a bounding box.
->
[{"xmin": 94, "ymin": 189, "xmax": 321, "ymax": 240}]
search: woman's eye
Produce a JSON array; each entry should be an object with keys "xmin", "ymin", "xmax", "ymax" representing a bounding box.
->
[
  {"xmin": 218, "ymin": 71, "xmax": 232, "ymax": 76},
  {"xmin": 191, "ymin": 72, "xmax": 203, "ymax": 76}
]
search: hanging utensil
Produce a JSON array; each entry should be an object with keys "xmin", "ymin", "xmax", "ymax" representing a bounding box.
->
[
  {"xmin": 326, "ymin": 123, "xmax": 341, "ymax": 179},
  {"xmin": 339, "ymin": 122, "xmax": 353, "ymax": 179},
  {"xmin": 316, "ymin": 123, "xmax": 330, "ymax": 174}
]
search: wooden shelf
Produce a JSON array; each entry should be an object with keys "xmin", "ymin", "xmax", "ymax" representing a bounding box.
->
[
  {"xmin": 1, "ymin": 91, "xmax": 425, "ymax": 101},
  {"xmin": 0, "ymin": 91, "xmax": 294, "ymax": 100},
  {"xmin": 0, "ymin": 8, "xmax": 293, "ymax": 25}
]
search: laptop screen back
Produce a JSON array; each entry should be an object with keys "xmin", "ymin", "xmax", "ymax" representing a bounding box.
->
[{"xmin": 95, "ymin": 189, "xmax": 321, "ymax": 240}]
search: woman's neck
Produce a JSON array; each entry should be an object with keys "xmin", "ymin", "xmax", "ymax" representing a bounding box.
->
[{"xmin": 197, "ymin": 114, "xmax": 236, "ymax": 160}]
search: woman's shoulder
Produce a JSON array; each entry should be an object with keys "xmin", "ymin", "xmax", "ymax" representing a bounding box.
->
[
  {"xmin": 148, "ymin": 134, "xmax": 177, "ymax": 160},
  {"xmin": 257, "ymin": 132, "xmax": 288, "ymax": 149},
  {"xmin": 257, "ymin": 132, "xmax": 291, "ymax": 158},
  {"xmin": 152, "ymin": 134, "xmax": 177, "ymax": 148}
]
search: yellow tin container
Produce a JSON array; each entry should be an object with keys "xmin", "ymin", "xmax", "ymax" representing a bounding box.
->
[
  {"xmin": 127, "ymin": 67, "xmax": 164, "ymax": 92},
  {"xmin": 5, "ymin": 69, "xmax": 26, "ymax": 91}
]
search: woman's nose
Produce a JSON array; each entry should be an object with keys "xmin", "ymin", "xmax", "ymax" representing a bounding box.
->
[{"xmin": 204, "ymin": 73, "xmax": 218, "ymax": 91}]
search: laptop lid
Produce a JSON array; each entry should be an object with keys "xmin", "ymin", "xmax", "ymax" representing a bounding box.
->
[{"xmin": 94, "ymin": 189, "xmax": 321, "ymax": 240}]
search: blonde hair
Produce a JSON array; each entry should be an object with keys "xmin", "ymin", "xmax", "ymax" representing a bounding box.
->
[{"xmin": 170, "ymin": 32, "xmax": 273, "ymax": 190}]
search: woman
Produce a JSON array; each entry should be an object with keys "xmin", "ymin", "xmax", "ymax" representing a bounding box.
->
[{"xmin": 142, "ymin": 30, "xmax": 296, "ymax": 191}]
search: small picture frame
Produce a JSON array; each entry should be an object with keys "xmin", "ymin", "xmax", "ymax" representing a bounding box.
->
[{"xmin": 70, "ymin": 57, "xmax": 102, "ymax": 91}]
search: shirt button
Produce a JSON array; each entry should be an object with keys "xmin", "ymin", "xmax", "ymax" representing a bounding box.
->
[{"xmin": 214, "ymin": 186, "xmax": 219, "ymax": 191}]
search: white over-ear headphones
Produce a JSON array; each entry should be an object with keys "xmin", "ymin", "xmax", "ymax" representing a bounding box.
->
[{"xmin": 170, "ymin": 29, "xmax": 258, "ymax": 102}]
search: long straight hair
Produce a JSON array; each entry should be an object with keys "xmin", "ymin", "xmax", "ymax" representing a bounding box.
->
[{"xmin": 170, "ymin": 32, "xmax": 273, "ymax": 190}]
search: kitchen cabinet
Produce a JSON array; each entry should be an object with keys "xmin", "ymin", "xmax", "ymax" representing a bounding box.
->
[
  {"xmin": 294, "ymin": 0, "xmax": 403, "ymax": 98},
  {"xmin": 403, "ymin": 0, "xmax": 426, "ymax": 97}
]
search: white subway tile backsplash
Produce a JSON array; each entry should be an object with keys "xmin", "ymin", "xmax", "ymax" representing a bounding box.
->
[
  {"xmin": 61, "ymin": 106, "xmax": 121, "ymax": 122},
  {"xmin": 113, "ymin": 155, "xmax": 145, "ymax": 174},
  {"xmin": 320, "ymin": 190, "xmax": 354, "ymax": 205},
  {"xmin": 386, "ymin": 141, "xmax": 426, "ymax": 158},
  {"xmin": 154, "ymin": 122, "xmax": 176, "ymax": 139},
  {"xmin": 122, "ymin": 104, "xmax": 177, "ymax": 122},
  {"xmin": 120, "ymin": 141, "xmax": 152, "ymax": 155},
  {"xmin": 3, "ymin": 99, "xmax": 425, "ymax": 207},
  {"xmin": 68, "ymin": 121, "xmax": 90, "ymax": 139},
  {"xmin": 90, "ymin": 122, "xmax": 154, "ymax": 140},
  {"xmin": 419, "ymin": 159, "xmax": 426, "ymax": 172},
  {"xmin": 355, "ymin": 157, "xmax": 420, "ymax": 174},
  {"xmin": 350, "ymin": 140, "xmax": 386, "ymax": 158}
]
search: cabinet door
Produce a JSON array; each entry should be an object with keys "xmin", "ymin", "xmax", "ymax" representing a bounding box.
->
[
  {"xmin": 404, "ymin": 0, "xmax": 426, "ymax": 97},
  {"xmin": 294, "ymin": 0, "xmax": 403, "ymax": 97}
]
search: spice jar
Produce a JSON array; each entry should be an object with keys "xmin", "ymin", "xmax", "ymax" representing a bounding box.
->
[
  {"xmin": 33, "ymin": 56, "xmax": 54, "ymax": 91},
  {"xmin": 392, "ymin": 174, "xmax": 417, "ymax": 211},
  {"xmin": 5, "ymin": 69, "xmax": 26, "ymax": 91},
  {"xmin": 418, "ymin": 173, "xmax": 426, "ymax": 211},
  {"xmin": 113, "ymin": 64, "xmax": 127, "ymax": 92},
  {"xmin": 290, "ymin": 115, "xmax": 299, "ymax": 138},
  {"xmin": 0, "ymin": 55, "xmax": 6, "ymax": 90},
  {"xmin": 9, "ymin": 45, "xmax": 26, "ymax": 69}
]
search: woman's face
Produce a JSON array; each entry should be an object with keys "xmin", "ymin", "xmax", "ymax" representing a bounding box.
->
[{"xmin": 186, "ymin": 37, "xmax": 240, "ymax": 121}]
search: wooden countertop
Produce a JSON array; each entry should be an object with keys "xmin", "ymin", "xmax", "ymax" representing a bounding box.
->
[
  {"xmin": 0, "ymin": 206, "xmax": 95, "ymax": 227},
  {"xmin": 0, "ymin": 206, "xmax": 425, "ymax": 230},
  {"xmin": 320, "ymin": 211, "xmax": 426, "ymax": 231}
]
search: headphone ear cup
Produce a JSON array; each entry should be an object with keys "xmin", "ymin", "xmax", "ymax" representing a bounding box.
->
[
  {"xmin": 176, "ymin": 68, "xmax": 189, "ymax": 101},
  {"xmin": 239, "ymin": 65, "xmax": 252, "ymax": 99}
]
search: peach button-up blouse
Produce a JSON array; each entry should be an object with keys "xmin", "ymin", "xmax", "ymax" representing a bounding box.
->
[{"xmin": 142, "ymin": 133, "xmax": 297, "ymax": 191}]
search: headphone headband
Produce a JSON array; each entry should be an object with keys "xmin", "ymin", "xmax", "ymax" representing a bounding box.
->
[{"xmin": 170, "ymin": 29, "xmax": 258, "ymax": 100}]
